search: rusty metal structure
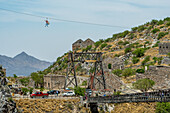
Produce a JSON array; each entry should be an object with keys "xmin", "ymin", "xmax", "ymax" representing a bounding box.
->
[{"xmin": 64, "ymin": 52, "xmax": 106, "ymax": 90}]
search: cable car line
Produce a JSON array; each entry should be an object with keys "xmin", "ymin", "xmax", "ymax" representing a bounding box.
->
[{"xmin": 0, "ymin": 7, "xmax": 129, "ymax": 28}]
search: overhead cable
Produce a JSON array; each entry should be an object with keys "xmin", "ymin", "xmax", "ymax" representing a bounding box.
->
[{"xmin": 0, "ymin": 7, "xmax": 128, "ymax": 28}]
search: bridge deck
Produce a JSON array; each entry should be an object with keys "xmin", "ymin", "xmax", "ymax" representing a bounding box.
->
[{"xmin": 88, "ymin": 89, "xmax": 170, "ymax": 103}]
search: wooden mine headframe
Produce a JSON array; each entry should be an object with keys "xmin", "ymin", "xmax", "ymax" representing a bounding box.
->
[{"xmin": 64, "ymin": 52, "xmax": 106, "ymax": 90}]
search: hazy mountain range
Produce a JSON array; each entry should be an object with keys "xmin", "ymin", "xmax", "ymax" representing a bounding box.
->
[{"xmin": 0, "ymin": 52, "xmax": 52, "ymax": 76}]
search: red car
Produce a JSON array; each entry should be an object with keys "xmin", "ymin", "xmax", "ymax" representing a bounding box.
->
[{"xmin": 30, "ymin": 92, "xmax": 49, "ymax": 98}]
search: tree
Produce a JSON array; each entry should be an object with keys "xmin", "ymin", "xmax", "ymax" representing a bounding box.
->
[
  {"xmin": 168, "ymin": 53, "xmax": 170, "ymax": 58},
  {"xmin": 122, "ymin": 68, "xmax": 135, "ymax": 78},
  {"xmin": 21, "ymin": 88, "xmax": 29, "ymax": 95},
  {"xmin": 31, "ymin": 72, "xmax": 44, "ymax": 88},
  {"xmin": 153, "ymin": 57, "xmax": 158, "ymax": 63},
  {"xmin": 13, "ymin": 74, "xmax": 18, "ymax": 84},
  {"xmin": 132, "ymin": 57, "xmax": 140, "ymax": 64},
  {"xmin": 151, "ymin": 28, "xmax": 160, "ymax": 34},
  {"xmin": 82, "ymin": 81, "xmax": 87, "ymax": 86},
  {"xmin": 132, "ymin": 48, "xmax": 145, "ymax": 57},
  {"xmin": 100, "ymin": 43, "xmax": 107, "ymax": 50},
  {"xmin": 125, "ymin": 47, "xmax": 132, "ymax": 54},
  {"xmin": 157, "ymin": 57, "xmax": 163, "ymax": 65},
  {"xmin": 74, "ymin": 86, "xmax": 85, "ymax": 96},
  {"xmin": 13, "ymin": 74, "xmax": 17, "ymax": 79},
  {"xmin": 156, "ymin": 102, "xmax": 170, "ymax": 113},
  {"xmin": 112, "ymin": 69, "xmax": 122, "ymax": 77},
  {"xmin": 133, "ymin": 78, "xmax": 155, "ymax": 92},
  {"xmin": 19, "ymin": 77, "xmax": 30, "ymax": 87},
  {"xmin": 158, "ymin": 32, "xmax": 167, "ymax": 40},
  {"xmin": 108, "ymin": 63, "xmax": 112, "ymax": 69},
  {"xmin": 136, "ymin": 69, "xmax": 145, "ymax": 73},
  {"xmin": 29, "ymin": 87, "xmax": 33, "ymax": 94}
]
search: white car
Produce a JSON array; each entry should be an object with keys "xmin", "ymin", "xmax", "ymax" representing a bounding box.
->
[{"xmin": 63, "ymin": 91, "xmax": 75, "ymax": 96}]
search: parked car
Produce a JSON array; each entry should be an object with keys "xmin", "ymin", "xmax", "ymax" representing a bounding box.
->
[
  {"xmin": 63, "ymin": 91, "xmax": 75, "ymax": 96},
  {"xmin": 30, "ymin": 92, "xmax": 49, "ymax": 98},
  {"xmin": 47, "ymin": 90, "xmax": 60, "ymax": 94}
]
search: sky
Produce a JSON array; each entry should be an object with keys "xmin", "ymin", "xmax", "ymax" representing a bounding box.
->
[{"xmin": 0, "ymin": 0, "xmax": 169, "ymax": 62}]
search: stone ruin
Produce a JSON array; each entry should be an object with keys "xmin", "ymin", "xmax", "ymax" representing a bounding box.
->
[
  {"xmin": 136, "ymin": 65, "xmax": 170, "ymax": 89},
  {"xmin": 0, "ymin": 66, "xmax": 17, "ymax": 113},
  {"xmin": 159, "ymin": 42, "xmax": 170, "ymax": 54}
]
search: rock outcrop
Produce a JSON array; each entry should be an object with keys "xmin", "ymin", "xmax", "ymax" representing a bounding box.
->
[{"xmin": 0, "ymin": 67, "xmax": 17, "ymax": 113}]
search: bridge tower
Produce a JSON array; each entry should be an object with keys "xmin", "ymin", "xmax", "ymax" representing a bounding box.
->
[{"xmin": 64, "ymin": 52, "xmax": 106, "ymax": 90}]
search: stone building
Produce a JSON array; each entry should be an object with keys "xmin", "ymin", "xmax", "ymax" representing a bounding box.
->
[
  {"xmin": 44, "ymin": 74, "xmax": 89, "ymax": 89},
  {"xmin": 44, "ymin": 74, "xmax": 65, "ymax": 90},
  {"xmin": 136, "ymin": 65, "xmax": 170, "ymax": 89},
  {"xmin": 159, "ymin": 42, "xmax": 170, "ymax": 54},
  {"xmin": 72, "ymin": 38, "xmax": 94, "ymax": 51},
  {"xmin": 103, "ymin": 57, "xmax": 124, "ymax": 70}
]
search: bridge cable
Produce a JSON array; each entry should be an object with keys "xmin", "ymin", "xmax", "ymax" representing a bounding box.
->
[{"xmin": 0, "ymin": 7, "xmax": 129, "ymax": 28}]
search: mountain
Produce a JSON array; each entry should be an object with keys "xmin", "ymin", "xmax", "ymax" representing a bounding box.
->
[{"xmin": 0, "ymin": 52, "xmax": 52, "ymax": 76}]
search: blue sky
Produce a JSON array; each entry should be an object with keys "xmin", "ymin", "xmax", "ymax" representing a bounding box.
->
[{"xmin": 0, "ymin": 0, "xmax": 169, "ymax": 62}]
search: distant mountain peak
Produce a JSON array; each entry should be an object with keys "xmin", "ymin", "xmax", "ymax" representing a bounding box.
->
[
  {"xmin": 14, "ymin": 51, "xmax": 29, "ymax": 58},
  {"xmin": 0, "ymin": 52, "xmax": 52, "ymax": 76}
]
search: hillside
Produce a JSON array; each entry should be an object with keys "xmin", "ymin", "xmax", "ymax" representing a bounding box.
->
[
  {"xmin": 41, "ymin": 17, "xmax": 170, "ymax": 76},
  {"xmin": 0, "ymin": 52, "xmax": 52, "ymax": 76}
]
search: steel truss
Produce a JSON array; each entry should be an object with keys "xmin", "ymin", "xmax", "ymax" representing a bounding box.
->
[{"xmin": 64, "ymin": 52, "xmax": 106, "ymax": 90}]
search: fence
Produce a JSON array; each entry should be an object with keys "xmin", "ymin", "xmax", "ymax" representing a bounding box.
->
[
  {"xmin": 12, "ymin": 94, "xmax": 80, "ymax": 100},
  {"xmin": 88, "ymin": 89, "xmax": 170, "ymax": 103}
]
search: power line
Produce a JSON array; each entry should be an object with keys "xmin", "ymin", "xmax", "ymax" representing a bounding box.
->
[{"xmin": 0, "ymin": 7, "xmax": 128, "ymax": 28}]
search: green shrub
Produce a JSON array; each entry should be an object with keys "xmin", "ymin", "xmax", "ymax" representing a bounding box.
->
[
  {"xmin": 100, "ymin": 43, "xmax": 107, "ymax": 50},
  {"xmin": 153, "ymin": 57, "xmax": 157, "ymax": 63},
  {"xmin": 157, "ymin": 57, "xmax": 163, "ymax": 65},
  {"xmin": 131, "ymin": 27, "xmax": 138, "ymax": 32},
  {"xmin": 147, "ymin": 26, "xmax": 153, "ymax": 30},
  {"xmin": 168, "ymin": 53, "xmax": 170, "ymax": 58},
  {"xmin": 21, "ymin": 88, "xmax": 29, "ymax": 95},
  {"xmin": 82, "ymin": 81, "xmax": 87, "ymax": 86},
  {"xmin": 166, "ymin": 22, "xmax": 170, "ymax": 26},
  {"xmin": 129, "ymin": 33, "xmax": 135, "ymax": 39},
  {"xmin": 157, "ymin": 20, "xmax": 164, "ymax": 25},
  {"xmin": 136, "ymin": 69, "xmax": 145, "ymax": 73},
  {"xmin": 114, "ymin": 54, "xmax": 120, "ymax": 57},
  {"xmin": 108, "ymin": 63, "xmax": 112, "ymax": 69},
  {"xmin": 74, "ymin": 86, "xmax": 85, "ymax": 96},
  {"xmin": 138, "ymin": 25, "xmax": 146, "ymax": 32},
  {"xmin": 144, "ymin": 56, "xmax": 150, "ymax": 62},
  {"xmin": 125, "ymin": 47, "xmax": 132, "ymax": 54},
  {"xmin": 158, "ymin": 32, "xmax": 167, "ymax": 40},
  {"xmin": 156, "ymin": 102, "xmax": 170, "ymax": 113},
  {"xmin": 163, "ymin": 17, "xmax": 170, "ymax": 21},
  {"xmin": 29, "ymin": 87, "xmax": 34, "ymax": 94},
  {"xmin": 124, "ymin": 60, "xmax": 128, "ymax": 65},
  {"xmin": 150, "ymin": 19, "xmax": 158, "ymax": 25},
  {"xmin": 118, "ymin": 41, "xmax": 124, "ymax": 45},
  {"xmin": 113, "ymin": 91, "xmax": 121, "ymax": 96},
  {"xmin": 132, "ymin": 48, "xmax": 145, "ymax": 57},
  {"xmin": 123, "ymin": 41, "xmax": 129, "ymax": 45},
  {"xmin": 122, "ymin": 68, "xmax": 136, "ymax": 78},
  {"xmin": 94, "ymin": 41, "xmax": 102, "ymax": 48},
  {"xmin": 145, "ymin": 41, "xmax": 150, "ymax": 44},
  {"xmin": 105, "ymin": 38, "xmax": 111, "ymax": 42},
  {"xmin": 152, "ymin": 28, "xmax": 160, "ymax": 34},
  {"xmin": 106, "ymin": 45, "xmax": 112, "ymax": 49},
  {"xmin": 132, "ymin": 57, "xmax": 140, "ymax": 64},
  {"xmin": 133, "ymin": 78, "xmax": 155, "ymax": 92},
  {"xmin": 112, "ymin": 69, "xmax": 122, "ymax": 77}
]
